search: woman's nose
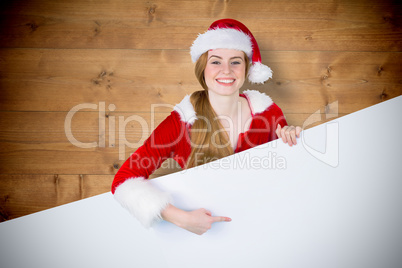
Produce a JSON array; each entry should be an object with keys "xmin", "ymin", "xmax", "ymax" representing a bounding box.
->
[{"xmin": 221, "ymin": 62, "xmax": 231, "ymax": 74}]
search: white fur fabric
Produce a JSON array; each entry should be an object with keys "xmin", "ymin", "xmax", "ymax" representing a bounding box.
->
[
  {"xmin": 173, "ymin": 95, "xmax": 197, "ymax": 125},
  {"xmin": 114, "ymin": 177, "xmax": 171, "ymax": 228},
  {"xmin": 243, "ymin": 89, "xmax": 273, "ymax": 114},
  {"xmin": 190, "ymin": 28, "xmax": 253, "ymax": 63},
  {"xmin": 173, "ymin": 90, "xmax": 273, "ymax": 124},
  {"xmin": 248, "ymin": 62, "xmax": 273, "ymax": 84}
]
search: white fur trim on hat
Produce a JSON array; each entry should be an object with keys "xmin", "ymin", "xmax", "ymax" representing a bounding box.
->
[
  {"xmin": 243, "ymin": 89, "xmax": 273, "ymax": 114},
  {"xmin": 114, "ymin": 177, "xmax": 171, "ymax": 228},
  {"xmin": 249, "ymin": 62, "xmax": 273, "ymax": 84},
  {"xmin": 190, "ymin": 28, "xmax": 253, "ymax": 63},
  {"xmin": 173, "ymin": 95, "xmax": 197, "ymax": 125}
]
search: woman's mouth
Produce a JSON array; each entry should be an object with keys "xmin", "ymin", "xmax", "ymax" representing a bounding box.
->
[{"xmin": 216, "ymin": 79, "xmax": 235, "ymax": 85}]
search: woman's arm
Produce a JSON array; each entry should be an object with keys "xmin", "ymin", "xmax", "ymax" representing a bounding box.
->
[
  {"xmin": 112, "ymin": 111, "xmax": 231, "ymax": 234},
  {"xmin": 161, "ymin": 204, "xmax": 231, "ymax": 235},
  {"xmin": 112, "ymin": 112, "xmax": 186, "ymax": 227}
]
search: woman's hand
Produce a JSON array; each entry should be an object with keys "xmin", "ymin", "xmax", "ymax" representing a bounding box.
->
[
  {"xmin": 183, "ymin": 208, "xmax": 231, "ymax": 235},
  {"xmin": 276, "ymin": 124, "xmax": 302, "ymax": 146},
  {"xmin": 161, "ymin": 204, "xmax": 231, "ymax": 235}
]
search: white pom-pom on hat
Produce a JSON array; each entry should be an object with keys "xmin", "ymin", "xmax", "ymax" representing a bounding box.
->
[
  {"xmin": 248, "ymin": 62, "xmax": 273, "ymax": 84},
  {"xmin": 190, "ymin": 19, "xmax": 272, "ymax": 84}
]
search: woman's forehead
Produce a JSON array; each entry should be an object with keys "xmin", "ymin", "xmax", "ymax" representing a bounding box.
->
[{"xmin": 207, "ymin": 48, "xmax": 244, "ymax": 58}]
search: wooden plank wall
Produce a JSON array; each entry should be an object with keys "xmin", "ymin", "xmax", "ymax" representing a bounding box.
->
[{"xmin": 0, "ymin": 0, "xmax": 401, "ymax": 221}]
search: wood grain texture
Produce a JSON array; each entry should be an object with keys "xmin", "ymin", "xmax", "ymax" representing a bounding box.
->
[
  {"xmin": 0, "ymin": 174, "xmax": 114, "ymax": 220},
  {"xmin": 0, "ymin": 0, "xmax": 401, "ymax": 51},
  {"xmin": 0, "ymin": 0, "xmax": 401, "ymax": 221},
  {"xmin": 0, "ymin": 110, "xmax": 339, "ymax": 175},
  {"xmin": 1, "ymin": 49, "xmax": 400, "ymax": 113}
]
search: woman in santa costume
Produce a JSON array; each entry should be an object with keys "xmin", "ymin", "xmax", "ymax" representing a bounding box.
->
[{"xmin": 112, "ymin": 19, "xmax": 301, "ymax": 235}]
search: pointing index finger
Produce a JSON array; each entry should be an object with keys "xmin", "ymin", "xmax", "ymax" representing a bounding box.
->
[{"xmin": 212, "ymin": 216, "xmax": 232, "ymax": 223}]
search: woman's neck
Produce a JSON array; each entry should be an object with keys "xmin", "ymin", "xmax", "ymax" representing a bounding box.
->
[{"xmin": 208, "ymin": 90, "xmax": 240, "ymax": 119}]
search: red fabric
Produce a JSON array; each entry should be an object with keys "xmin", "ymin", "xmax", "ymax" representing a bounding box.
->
[
  {"xmin": 235, "ymin": 102, "xmax": 287, "ymax": 152},
  {"xmin": 111, "ymin": 97, "xmax": 287, "ymax": 194},
  {"xmin": 208, "ymin": 18, "xmax": 262, "ymax": 65}
]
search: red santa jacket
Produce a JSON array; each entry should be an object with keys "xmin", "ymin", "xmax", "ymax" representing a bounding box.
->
[{"xmin": 112, "ymin": 90, "xmax": 287, "ymax": 227}]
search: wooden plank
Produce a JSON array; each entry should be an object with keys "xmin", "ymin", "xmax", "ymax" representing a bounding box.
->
[
  {"xmin": 0, "ymin": 170, "xmax": 180, "ymax": 221},
  {"xmin": 4, "ymin": 0, "xmax": 396, "ymax": 21},
  {"xmin": 0, "ymin": 111, "xmax": 172, "ymax": 141},
  {"xmin": 0, "ymin": 111, "xmax": 341, "ymax": 139},
  {"xmin": 1, "ymin": 49, "xmax": 400, "ymax": 113},
  {"xmin": 0, "ymin": 108, "xmax": 347, "ymax": 175},
  {"xmin": 0, "ymin": 110, "xmax": 334, "ymax": 148},
  {"xmin": 0, "ymin": 140, "xmax": 184, "ymax": 175},
  {"xmin": 0, "ymin": 0, "xmax": 400, "ymax": 51},
  {"xmin": 0, "ymin": 48, "xmax": 196, "ymax": 112},
  {"xmin": 0, "ymin": 174, "xmax": 113, "ymax": 221},
  {"xmin": 0, "ymin": 110, "xmax": 184, "ymax": 174}
]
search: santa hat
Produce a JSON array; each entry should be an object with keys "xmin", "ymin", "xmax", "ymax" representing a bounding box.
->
[{"xmin": 190, "ymin": 19, "xmax": 272, "ymax": 84}]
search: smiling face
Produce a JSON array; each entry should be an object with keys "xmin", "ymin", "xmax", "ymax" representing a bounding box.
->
[{"xmin": 204, "ymin": 49, "xmax": 247, "ymax": 97}]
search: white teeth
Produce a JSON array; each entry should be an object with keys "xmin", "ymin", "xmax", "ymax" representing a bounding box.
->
[{"xmin": 217, "ymin": 79, "xmax": 235, "ymax": 84}]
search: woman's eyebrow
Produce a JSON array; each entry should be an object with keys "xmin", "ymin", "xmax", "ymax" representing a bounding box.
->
[
  {"xmin": 208, "ymin": 55, "xmax": 244, "ymax": 61},
  {"xmin": 208, "ymin": 55, "xmax": 222, "ymax": 60}
]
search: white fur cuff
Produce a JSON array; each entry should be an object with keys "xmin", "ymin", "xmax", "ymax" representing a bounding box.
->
[{"xmin": 114, "ymin": 177, "xmax": 171, "ymax": 228}]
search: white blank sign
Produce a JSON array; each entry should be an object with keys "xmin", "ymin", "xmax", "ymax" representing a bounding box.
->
[{"xmin": 1, "ymin": 96, "xmax": 401, "ymax": 268}]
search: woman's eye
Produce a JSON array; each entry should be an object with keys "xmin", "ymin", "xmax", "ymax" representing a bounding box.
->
[
  {"xmin": 231, "ymin": 61, "xmax": 241, "ymax": 65},
  {"xmin": 211, "ymin": 61, "xmax": 221, "ymax": 65}
]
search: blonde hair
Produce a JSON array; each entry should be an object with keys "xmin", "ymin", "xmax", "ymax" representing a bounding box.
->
[{"xmin": 186, "ymin": 51, "xmax": 250, "ymax": 168}]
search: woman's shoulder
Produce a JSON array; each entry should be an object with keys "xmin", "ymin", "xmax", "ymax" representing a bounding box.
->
[
  {"xmin": 152, "ymin": 97, "xmax": 193, "ymax": 133},
  {"xmin": 172, "ymin": 95, "xmax": 197, "ymax": 125},
  {"xmin": 241, "ymin": 89, "xmax": 275, "ymax": 115}
]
